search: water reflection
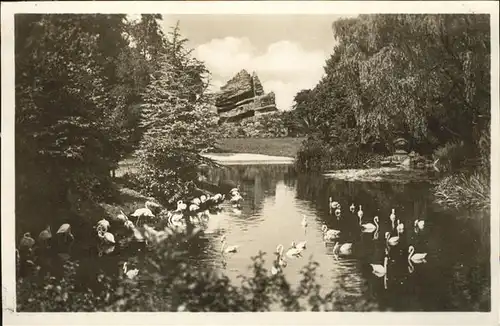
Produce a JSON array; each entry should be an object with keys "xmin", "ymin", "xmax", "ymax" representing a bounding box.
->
[
  {"xmin": 18, "ymin": 164, "xmax": 490, "ymax": 311},
  {"xmin": 194, "ymin": 164, "xmax": 490, "ymax": 311}
]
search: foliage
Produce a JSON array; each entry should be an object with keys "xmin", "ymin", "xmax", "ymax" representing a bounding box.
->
[
  {"xmin": 133, "ymin": 22, "xmax": 219, "ymax": 204},
  {"xmin": 293, "ymin": 14, "xmax": 490, "ymax": 172},
  {"xmin": 432, "ymin": 141, "xmax": 469, "ymax": 173},
  {"xmin": 214, "ymin": 137, "xmax": 305, "ymax": 158},
  {"xmin": 217, "ymin": 111, "xmax": 291, "ymax": 138},
  {"xmin": 16, "ymin": 228, "xmax": 379, "ymax": 312},
  {"xmin": 433, "ymin": 169, "xmax": 490, "ymax": 210}
]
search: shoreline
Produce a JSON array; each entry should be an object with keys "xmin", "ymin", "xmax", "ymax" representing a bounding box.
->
[{"xmin": 201, "ymin": 152, "xmax": 295, "ymax": 165}]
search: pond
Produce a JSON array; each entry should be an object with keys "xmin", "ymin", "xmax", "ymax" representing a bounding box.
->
[
  {"xmin": 187, "ymin": 164, "xmax": 490, "ymax": 311},
  {"xmin": 17, "ymin": 164, "xmax": 490, "ymax": 312}
]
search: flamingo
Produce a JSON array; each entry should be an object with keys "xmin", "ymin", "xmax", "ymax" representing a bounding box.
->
[
  {"xmin": 123, "ymin": 262, "xmax": 139, "ymax": 279},
  {"xmin": 389, "ymin": 209, "xmax": 396, "ymax": 230},
  {"xmin": 114, "ymin": 211, "xmax": 128, "ymax": 223},
  {"xmin": 321, "ymin": 224, "xmax": 341, "ymax": 241},
  {"xmin": 56, "ymin": 223, "xmax": 74, "ymax": 243},
  {"xmin": 189, "ymin": 203, "xmax": 200, "ymax": 212},
  {"xmin": 131, "ymin": 201, "xmax": 156, "ymax": 225},
  {"xmin": 176, "ymin": 200, "xmax": 187, "ymax": 212},
  {"xmin": 124, "ymin": 219, "xmax": 135, "ymax": 230},
  {"xmin": 385, "ymin": 231, "xmax": 399, "ymax": 247},
  {"xmin": 333, "ymin": 241, "xmax": 353, "ymax": 260},
  {"xmin": 38, "ymin": 225, "xmax": 52, "ymax": 247},
  {"xmin": 96, "ymin": 219, "xmax": 111, "ymax": 232},
  {"xmin": 98, "ymin": 230, "xmax": 115, "ymax": 244},
  {"xmin": 361, "ymin": 216, "xmax": 379, "ymax": 233},
  {"xmin": 200, "ymin": 195, "xmax": 208, "ymax": 203},
  {"xmin": 370, "ymin": 256, "xmax": 389, "ymax": 278},
  {"xmin": 20, "ymin": 232, "xmax": 35, "ymax": 250},
  {"xmin": 408, "ymin": 245, "xmax": 427, "ymax": 264},
  {"xmin": 275, "ymin": 244, "xmax": 288, "ymax": 268},
  {"xmin": 414, "ymin": 218, "xmax": 425, "ymax": 231},
  {"xmin": 220, "ymin": 235, "xmax": 239, "ymax": 254},
  {"xmin": 191, "ymin": 198, "xmax": 201, "ymax": 206},
  {"xmin": 349, "ymin": 203, "xmax": 356, "ymax": 213},
  {"xmin": 292, "ymin": 240, "xmax": 307, "ymax": 251}
]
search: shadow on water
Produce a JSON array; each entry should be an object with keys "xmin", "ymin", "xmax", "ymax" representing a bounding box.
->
[{"xmin": 18, "ymin": 164, "xmax": 490, "ymax": 311}]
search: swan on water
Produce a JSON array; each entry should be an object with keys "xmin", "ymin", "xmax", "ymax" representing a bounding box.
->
[
  {"xmin": 285, "ymin": 243, "xmax": 303, "ymax": 258},
  {"xmin": 220, "ymin": 235, "xmax": 239, "ymax": 254},
  {"xmin": 123, "ymin": 262, "xmax": 139, "ymax": 279},
  {"xmin": 333, "ymin": 241, "xmax": 353, "ymax": 260},
  {"xmin": 357, "ymin": 205, "xmax": 364, "ymax": 220},
  {"xmin": 414, "ymin": 219, "xmax": 425, "ymax": 231},
  {"xmin": 322, "ymin": 224, "xmax": 341, "ymax": 241},
  {"xmin": 275, "ymin": 244, "xmax": 288, "ymax": 267},
  {"xmin": 361, "ymin": 216, "xmax": 379, "ymax": 233},
  {"xmin": 396, "ymin": 220, "xmax": 405, "ymax": 234},
  {"xmin": 389, "ymin": 209, "xmax": 396, "ymax": 230},
  {"xmin": 385, "ymin": 231, "xmax": 399, "ymax": 247},
  {"xmin": 370, "ymin": 256, "xmax": 389, "ymax": 278},
  {"xmin": 408, "ymin": 245, "xmax": 427, "ymax": 264},
  {"xmin": 350, "ymin": 203, "xmax": 356, "ymax": 213},
  {"xmin": 292, "ymin": 240, "xmax": 307, "ymax": 251}
]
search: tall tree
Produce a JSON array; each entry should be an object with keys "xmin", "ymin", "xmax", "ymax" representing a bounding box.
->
[{"xmin": 134, "ymin": 23, "xmax": 218, "ymax": 204}]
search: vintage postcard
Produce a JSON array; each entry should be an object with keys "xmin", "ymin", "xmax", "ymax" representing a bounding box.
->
[{"xmin": 1, "ymin": 1, "xmax": 499, "ymax": 325}]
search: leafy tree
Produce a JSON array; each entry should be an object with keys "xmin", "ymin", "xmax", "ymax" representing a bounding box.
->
[{"xmin": 134, "ymin": 23, "xmax": 218, "ymax": 204}]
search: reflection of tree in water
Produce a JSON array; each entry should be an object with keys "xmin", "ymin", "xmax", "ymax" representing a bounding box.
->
[{"xmin": 206, "ymin": 165, "xmax": 294, "ymax": 213}]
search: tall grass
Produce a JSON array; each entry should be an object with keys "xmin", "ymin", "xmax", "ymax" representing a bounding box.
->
[{"xmin": 434, "ymin": 169, "xmax": 490, "ymax": 210}]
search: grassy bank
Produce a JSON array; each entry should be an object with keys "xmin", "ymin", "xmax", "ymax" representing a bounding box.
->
[{"xmin": 214, "ymin": 137, "xmax": 305, "ymax": 158}]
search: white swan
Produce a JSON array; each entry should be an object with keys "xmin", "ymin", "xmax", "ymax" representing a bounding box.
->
[
  {"xmin": 408, "ymin": 245, "xmax": 427, "ymax": 264},
  {"xmin": 220, "ymin": 235, "xmax": 239, "ymax": 254},
  {"xmin": 350, "ymin": 203, "xmax": 356, "ymax": 213},
  {"xmin": 322, "ymin": 224, "xmax": 341, "ymax": 241},
  {"xmin": 357, "ymin": 205, "xmax": 364, "ymax": 220},
  {"xmin": 396, "ymin": 220, "xmax": 405, "ymax": 234},
  {"xmin": 389, "ymin": 208, "xmax": 396, "ymax": 230},
  {"xmin": 333, "ymin": 241, "xmax": 353, "ymax": 260},
  {"xmin": 385, "ymin": 231, "xmax": 399, "ymax": 247},
  {"xmin": 275, "ymin": 244, "xmax": 288, "ymax": 268},
  {"xmin": 285, "ymin": 243, "xmax": 303, "ymax": 258},
  {"xmin": 292, "ymin": 240, "xmax": 307, "ymax": 251},
  {"xmin": 370, "ymin": 256, "xmax": 389, "ymax": 278},
  {"xmin": 328, "ymin": 197, "xmax": 340, "ymax": 209},
  {"xmin": 20, "ymin": 232, "xmax": 35, "ymax": 250},
  {"xmin": 414, "ymin": 219, "xmax": 425, "ymax": 231},
  {"xmin": 123, "ymin": 262, "xmax": 139, "ymax": 279},
  {"xmin": 361, "ymin": 216, "xmax": 379, "ymax": 233}
]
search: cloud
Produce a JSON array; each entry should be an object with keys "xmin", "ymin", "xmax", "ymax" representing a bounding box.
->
[{"xmin": 195, "ymin": 37, "xmax": 327, "ymax": 110}]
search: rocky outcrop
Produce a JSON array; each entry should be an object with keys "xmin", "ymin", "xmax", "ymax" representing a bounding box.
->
[{"xmin": 215, "ymin": 70, "xmax": 278, "ymax": 123}]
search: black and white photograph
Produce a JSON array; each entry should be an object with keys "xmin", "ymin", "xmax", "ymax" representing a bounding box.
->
[{"xmin": 1, "ymin": 1, "xmax": 499, "ymax": 325}]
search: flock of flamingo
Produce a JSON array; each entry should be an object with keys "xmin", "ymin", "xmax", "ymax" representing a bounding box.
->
[
  {"xmin": 17, "ymin": 187, "xmax": 428, "ymax": 288},
  {"xmin": 16, "ymin": 187, "xmax": 245, "ymax": 279}
]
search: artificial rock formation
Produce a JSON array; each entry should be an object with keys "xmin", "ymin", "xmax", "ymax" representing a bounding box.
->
[{"xmin": 215, "ymin": 70, "xmax": 278, "ymax": 123}]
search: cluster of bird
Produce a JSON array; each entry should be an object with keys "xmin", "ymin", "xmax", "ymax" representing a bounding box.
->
[
  {"xmin": 17, "ymin": 187, "xmax": 246, "ymax": 280},
  {"xmin": 264, "ymin": 198, "xmax": 428, "ymax": 286}
]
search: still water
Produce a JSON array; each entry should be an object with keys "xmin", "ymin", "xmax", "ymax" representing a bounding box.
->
[
  {"xmin": 19, "ymin": 164, "xmax": 491, "ymax": 311},
  {"xmin": 186, "ymin": 164, "xmax": 490, "ymax": 311}
]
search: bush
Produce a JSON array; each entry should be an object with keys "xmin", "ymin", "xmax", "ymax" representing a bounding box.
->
[
  {"xmin": 295, "ymin": 136, "xmax": 375, "ymax": 172},
  {"xmin": 433, "ymin": 169, "xmax": 490, "ymax": 210},
  {"xmin": 433, "ymin": 141, "xmax": 469, "ymax": 173},
  {"xmin": 16, "ymin": 227, "xmax": 379, "ymax": 312}
]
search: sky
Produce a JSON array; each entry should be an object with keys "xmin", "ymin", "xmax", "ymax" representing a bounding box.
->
[{"xmin": 156, "ymin": 14, "xmax": 356, "ymax": 111}]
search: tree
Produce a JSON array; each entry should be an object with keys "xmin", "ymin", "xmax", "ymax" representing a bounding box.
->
[{"xmin": 134, "ymin": 23, "xmax": 218, "ymax": 204}]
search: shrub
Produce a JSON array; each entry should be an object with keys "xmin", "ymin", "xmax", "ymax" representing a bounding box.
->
[
  {"xmin": 433, "ymin": 141, "xmax": 468, "ymax": 173},
  {"xmin": 433, "ymin": 169, "xmax": 490, "ymax": 210},
  {"xmin": 16, "ymin": 227, "xmax": 379, "ymax": 312}
]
